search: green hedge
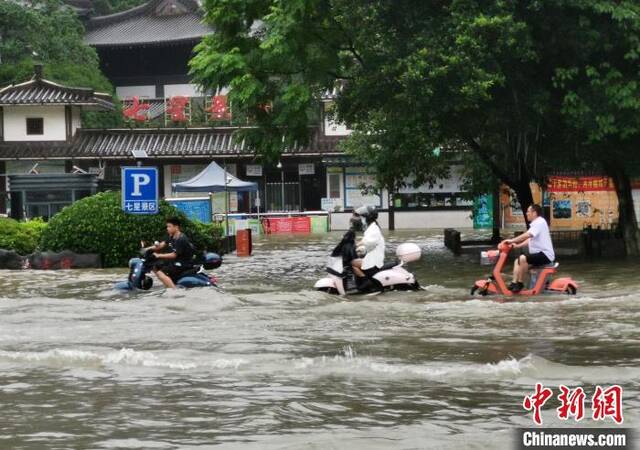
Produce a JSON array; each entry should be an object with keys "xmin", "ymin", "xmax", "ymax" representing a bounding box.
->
[
  {"xmin": 40, "ymin": 191, "xmax": 223, "ymax": 267},
  {"xmin": 0, "ymin": 217, "xmax": 47, "ymax": 255}
]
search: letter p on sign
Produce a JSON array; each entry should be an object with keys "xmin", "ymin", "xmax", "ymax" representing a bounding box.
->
[{"xmin": 131, "ymin": 173, "xmax": 151, "ymax": 196}]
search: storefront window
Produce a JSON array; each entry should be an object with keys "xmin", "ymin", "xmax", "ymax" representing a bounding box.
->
[
  {"xmin": 328, "ymin": 173, "xmax": 341, "ymax": 198},
  {"xmin": 395, "ymin": 193, "xmax": 472, "ymax": 210},
  {"xmin": 26, "ymin": 191, "xmax": 72, "ymax": 203}
]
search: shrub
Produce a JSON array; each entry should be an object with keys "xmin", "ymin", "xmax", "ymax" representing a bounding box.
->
[
  {"xmin": 40, "ymin": 191, "xmax": 223, "ymax": 267},
  {"xmin": 190, "ymin": 220, "xmax": 225, "ymax": 254},
  {"xmin": 0, "ymin": 217, "xmax": 47, "ymax": 255}
]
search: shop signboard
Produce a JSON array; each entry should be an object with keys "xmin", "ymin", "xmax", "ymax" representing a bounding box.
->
[
  {"xmin": 298, "ymin": 163, "xmax": 315, "ymax": 175},
  {"xmin": 246, "ymin": 165, "xmax": 263, "ymax": 177}
]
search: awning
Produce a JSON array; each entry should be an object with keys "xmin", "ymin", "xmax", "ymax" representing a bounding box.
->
[{"xmin": 172, "ymin": 161, "xmax": 258, "ymax": 192}]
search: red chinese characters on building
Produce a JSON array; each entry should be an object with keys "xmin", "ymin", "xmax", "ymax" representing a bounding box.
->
[
  {"xmin": 557, "ymin": 385, "xmax": 586, "ymax": 421},
  {"xmin": 165, "ymin": 96, "xmax": 190, "ymax": 122},
  {"xmin": 207, "ymin": 95, "xmax": 231, "ymax": 121},
  {"xmin": 523, "ymin": 383, "xmax": 553, "ymax": 425},
  {"xmin": 122, "ymin": 96, "xmax": 150, "ymax": 122},
  {"xmin": 592, "ymin": 385, "xmax": 624, "ymax": 424}
]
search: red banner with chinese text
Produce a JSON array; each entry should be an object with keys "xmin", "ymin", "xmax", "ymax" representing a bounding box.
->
[
  {"xmin": 547, "ymin": 176, "xmax": 615, "ymax": 192},
  {"xmin": 268, "ymin": 217, "xmax": 311, "ymax": 233}
]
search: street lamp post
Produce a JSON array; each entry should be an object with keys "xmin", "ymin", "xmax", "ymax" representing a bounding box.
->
[
  {"xmin": 224, "ymin": 162, "xmax": 230, "ymax": 253},
  {"xmin": 277, "ymin": 161, "xmax": 284, "ymax": 211}
]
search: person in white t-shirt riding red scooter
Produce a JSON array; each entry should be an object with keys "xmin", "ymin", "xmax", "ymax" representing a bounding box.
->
[{"xmin": 501, "ymin": 204, "xmax": 555, "ymax": 293}]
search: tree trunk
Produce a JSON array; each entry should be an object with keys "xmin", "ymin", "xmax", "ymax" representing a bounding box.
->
[
  {"xmin": 605, "ymin": 163, "xmax": 640, "ymax": 256},
  {"xmin": 491, "ymin": 188, "xmax": 501, "ymax": 243},
  {"xmin": 514, "ymin": 182, "xmax": 534, "ymax": 227}
]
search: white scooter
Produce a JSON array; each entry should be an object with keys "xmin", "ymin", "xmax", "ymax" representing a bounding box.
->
[{"xmin": 314, "ymin": 243, "xmax": 423, "ymax": 295}]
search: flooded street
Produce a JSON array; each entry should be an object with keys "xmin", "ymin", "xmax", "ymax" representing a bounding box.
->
[{"xmin": 1, "ymin": 230, "xmax": 639, "ymax": 449}]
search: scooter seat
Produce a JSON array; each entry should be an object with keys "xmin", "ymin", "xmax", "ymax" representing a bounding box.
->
[{"xmin": 379, "ymin": 259, "xmax": 400, "ymax": 271}]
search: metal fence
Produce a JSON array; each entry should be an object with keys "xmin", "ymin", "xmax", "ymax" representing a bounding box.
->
[{"xmin": 265, "ymin": 182, "xmax": 301, "ymax": 212}]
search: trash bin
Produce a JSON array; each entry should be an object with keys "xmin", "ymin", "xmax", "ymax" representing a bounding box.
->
[{"xmin": 236, "ymin": 229, "xmax": 252, "ymax": 257}]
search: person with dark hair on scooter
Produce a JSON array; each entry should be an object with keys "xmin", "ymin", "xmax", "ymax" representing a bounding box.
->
[
  {"xmin": 331, "ymin": 229, "xmax": 358, "ymax": 269},
  {"xmin": 143, "ymin": 217, "xmax": 195, "ymax": 289},
  {"xmin": 501, "ymin": 204, "xmax": 555, "ymax": 292}
]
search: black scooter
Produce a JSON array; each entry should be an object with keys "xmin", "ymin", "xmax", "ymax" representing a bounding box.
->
[{"xmin": 114, "ymin": 249, "xmax": 222, "ymax": 291}]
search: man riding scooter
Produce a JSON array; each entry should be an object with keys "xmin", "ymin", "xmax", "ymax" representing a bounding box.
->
[
  {"xmin": 351, "ymin": 205, "xmax": 385, "ymax": 288},
  {"xmin": 501, "ymin": 204, "xmax": 555, "ymax": 292}
]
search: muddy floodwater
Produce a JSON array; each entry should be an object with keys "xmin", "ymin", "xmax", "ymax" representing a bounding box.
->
[{"xmin": 1, "ymin": 231, "xmax": 639, "ymax": 449}]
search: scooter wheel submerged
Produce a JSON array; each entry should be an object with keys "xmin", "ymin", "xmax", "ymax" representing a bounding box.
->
[
  {"xmin": 317, "ymin": 287, "xmax": 339, "ymax": 295},
  {"xmin": 565, "ymin": 286, "xmax": 577, "ymax": 295},
  {"xmin": 470, "ymin": 285, "xmax": 488, "ymax": 296}
]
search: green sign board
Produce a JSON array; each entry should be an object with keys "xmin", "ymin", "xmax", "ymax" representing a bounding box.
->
[{"xmin": 473, "ymin": 194, "xmax": 493, "ymax": 229}]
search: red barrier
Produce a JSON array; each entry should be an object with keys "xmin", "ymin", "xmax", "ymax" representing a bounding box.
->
[
  {"xmin": 291, "ymin": 217, "xmax": 311, "ymax": 233},
  {"xmin": 268, "ymin": 217, "xmax": 312, "ymax": 233}
]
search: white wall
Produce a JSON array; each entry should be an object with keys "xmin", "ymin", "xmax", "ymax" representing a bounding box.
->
[
  {"xmin": 323, "ymin": 100, "xmax": 352, "ymax": 136},
  {"xmin": 71, "ymin": 107, "xmax": 82, "ymax": 136},
  {"xmin": 329, "ymin": 210, "xmax": 473, "ymax": 230},
  {"xmin": 116, "ymin": 85, "xmax": 156, "ymax": 99},
  {"xmin": 3, "ymin": 106, "xmax": 66, "ymax": 141},
  {"xmin": 164, "ymin": 84, "xmax": 205, "ymax": 98}
]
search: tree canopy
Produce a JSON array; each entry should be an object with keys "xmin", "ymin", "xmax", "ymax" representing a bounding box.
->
[{"xmin": 0, "ymin": 0, "xmax": 112, "ymax": 92}]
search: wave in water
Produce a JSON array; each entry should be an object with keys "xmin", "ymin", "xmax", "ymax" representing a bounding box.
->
[
  {"xmin": 0, "ymin": 348, "xmax": 246, "ymax": 371},
  {"xmin": 2, "ymin": 347, "xmax": 639, "ymax": 385}
]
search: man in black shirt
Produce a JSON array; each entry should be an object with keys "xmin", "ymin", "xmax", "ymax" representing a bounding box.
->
[{"xmin": 148, "ymin": 217, "xmax": 194, "ymax": 288}]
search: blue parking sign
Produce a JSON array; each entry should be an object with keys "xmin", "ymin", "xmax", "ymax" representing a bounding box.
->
[{"xmin": 121, "ymin": 167, "xmax": 159, "ymax": 215}]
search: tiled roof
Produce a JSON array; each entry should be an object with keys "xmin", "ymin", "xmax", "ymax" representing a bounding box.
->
[
  {"xmin": 85, "ymin": 0, "xmax": 212, "ymax": 47},
  {"xmin": 0, "ymin": 128, "xmax": 344, "ymax": 160},
  {"xmin": 0, "ymin": 78, "xmax": 114, "ymax": 109},
  {"xmin": 0, "ymin": 142, "xmax": 72, "ymax": 160}
]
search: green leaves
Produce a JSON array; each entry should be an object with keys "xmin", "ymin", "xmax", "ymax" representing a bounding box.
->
[
  {"xmin": 0, "ymin": 218, "xmax": 46, "ymax": 255},
  {"xmin": 0, "ymin": 0, "xmax": 113, "ymax": 93}
]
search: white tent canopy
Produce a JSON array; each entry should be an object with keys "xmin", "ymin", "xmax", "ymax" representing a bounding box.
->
[{"xmin": 172, "ymin": 161, "xmax": 258, "ymax": 193}]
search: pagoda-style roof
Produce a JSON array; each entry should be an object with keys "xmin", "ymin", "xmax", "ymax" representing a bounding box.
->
[
  {"xmin": 0, "ymin": 128, "xmax": 343, "ymax": 160},
  {"xmin": 85, "ymin": 0, "xmax": 212, "ymax": 47},
  {"xmin": 0, "ymin": 69, "xmax": 114, "ymax": 109}
]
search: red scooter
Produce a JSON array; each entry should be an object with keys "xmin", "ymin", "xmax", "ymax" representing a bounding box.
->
[{"xmin": 471, "ymin": 242, "xmax": 578, "ymax": 296}]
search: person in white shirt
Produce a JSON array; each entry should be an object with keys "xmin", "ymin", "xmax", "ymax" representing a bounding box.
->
[
  {"xmin": 501, "ymin": 204, "xmax": 555, "ymax": 292},
  {"xmin": 351, "ymin": 205, "xmax": 385, "ymax": 278}
]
